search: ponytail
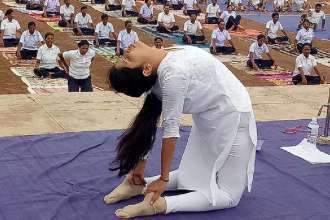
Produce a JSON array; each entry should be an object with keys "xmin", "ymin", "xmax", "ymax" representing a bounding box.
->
[{"xmin": 110, "ymin": 93, "xmax": 162, "ymax": 176}]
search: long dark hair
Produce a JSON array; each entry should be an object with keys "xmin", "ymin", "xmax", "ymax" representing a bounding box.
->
[{"xmin": 108, "ymin": 66, "xmax": 161, "ymax": 176}]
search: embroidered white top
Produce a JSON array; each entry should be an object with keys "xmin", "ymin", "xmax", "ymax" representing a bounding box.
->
[
  {"xmin": 211, "ymin": 28, "xmax": 231, "ymax": 46},
  {"xmin": 184, "ymin": 20, "xmax": 202, "ymax": 35},
  {"xmin": 37, "ymin": 44, "xmax": 61, "ymax": 69},
  {"xmin": 19, "ymin": 30, "xmax": 43, "ymax": 50},
  {"xmin": 293, "ymin": 53, "xmax": 317, "ymax": 76},
  {"xmin": 296, "ymin": 28, "xmax": 314, "ymax": 44},
  {"xmin": 117, "ymin": 29, "xmax": 139, "ymax": 49}
]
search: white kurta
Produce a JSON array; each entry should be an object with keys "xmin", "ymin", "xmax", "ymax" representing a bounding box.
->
[{"xmin": 151, "ymin": 46, "xmax": 257, "ymax": 206}]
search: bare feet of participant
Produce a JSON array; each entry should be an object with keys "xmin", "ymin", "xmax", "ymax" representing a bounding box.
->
[
  {"xmin": 115, "ymin": 193, "xmax": 167, "ymax": 218},
  {"xmin": 237, "ymin": 25, "xmax": 245, "ymax": 31},
  {"xmin": 103, "ymin": 177, "xmax": 144, "ymax": 204}
]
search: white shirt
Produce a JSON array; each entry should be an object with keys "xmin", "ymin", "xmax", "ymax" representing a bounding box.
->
[
  {"xmin": 184, "ymin": 0, "xmax": 197, "ymax": 10},
  {"xmin": 19, "ymin": 30, "xmax": 43, "ymax": 50},
  {"xmin": 37, "ymin": 44, "xmax": 61, "ymax": 69},
  {"xmin": 63, "ymin": 49, "xmax": 95, "ymax": 79},
  {"xmin": 44, "ymin": 0, "xmax": 60, "ymax": 12},
  {"xmin": 206, "ymin": 3, "xmax": 220, "ymax": 18},
  {"xmin": 230, "ymin": 0, "xmax": 242, "ymax": 5},
  {"xmin": 249, "ymin": 41, "xmax": 269, "ymax": 59},
  {"xmin": 107, "ymin": 0, "xmax": 120, "ymax": 4},
  {"xmin": 122, "ymin": 0, "xmax": 136, "ymax": 11},
  {"xmin": 28, "ymin": 0, "xmax": 41, "ymax": 4},
  {"xmin": 0, "ymin": 19, "xmax": 20, "ymax": 39},
  {"xmin": 157, "ymin": 12, "xmax": 175, "ymax": 24},
  {"xmin": 95, "ymin": 22, "xmax": 114, "ymax": 39},
  {"xmin": 296, "ymin": 28, "xmax": 314, "ymax": 44},
  {"xmin": 211, "ymin": 28, "xmax": 231, "ymax": 46},
  {"xmin": 252, "ymin": 0, "xmax": 260, "ymax": 5},
  {"xmin": 266, "ymin": 20, "xmax": 283, "ymax": 39},
  {"xmin": 60, "ymin": 4, "xmax": 75, "ymax": 21},
  {"xmin": 0, "ymin": 10, "xmax": 4, "ymax": 22},
  {"xmin": 139, "ymin": 4, "xmax": 153, "ymax": 18},
  {"xmin": 220, "ymin": 11, "xmax": 237, "ymax": 24},
  {"xmin": 169, "ymin": 0, "xmax": 181, "ymax": 4},
  {"xmin": 294, "ymin": 0, "xmax": 306, "ymax": 5},
  {"xmin": 74, "ymin": 13, "xmax": 93, "ymax": 28},
  {"xmin": 293, "ymin": 54, "xmax": 317, "ymax": 76},
  {"xmin": 308, "ymin": 9, "xmax": 326, "ymax": 24},
  {"xmin": 274, "ymin": 0, "xmax": 286, "ymax": 6},
  {"xmin": 151, "ymin": 46, "xmax": 256, "ymax": 205},
  {"xmin": 117, "ymin": 29, "xmax": 139, "ymax": 49},
  {"xmin": 184, "ymin": 20, "xmax": 202, "ymax": 35}
]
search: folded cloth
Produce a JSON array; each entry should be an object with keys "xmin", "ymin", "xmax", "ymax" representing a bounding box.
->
[{"xmin": 281, "ymin": 138, "xmax": 330, "ymax": 164}]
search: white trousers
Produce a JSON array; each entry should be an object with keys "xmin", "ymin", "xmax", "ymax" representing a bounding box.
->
[{"xmin": 146, "ymin": 112, "xmax": 254, "ymax": 214}]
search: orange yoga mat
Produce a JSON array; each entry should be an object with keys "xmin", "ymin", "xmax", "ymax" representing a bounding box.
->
[{"xmin": 30, "ymin": 14, "xmax": 60, "ymax": 22}]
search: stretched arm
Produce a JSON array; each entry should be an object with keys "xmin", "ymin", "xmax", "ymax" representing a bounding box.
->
[
  {"xmin": 322, "ymin": 19, "xmax": 326, "ymax": 30},
  {"xmin": 0, "ymin": 31, "xmax": 3, "ymax": 46},
  {"xmin": 116, "ymin": 40, "xmax": 121, "ymax": 55},
  {"xmin": 35, "ymin": 59, "xmax": 41, "ymax": 68},
  {"xmin": 58, "ymin": 53, "xmax": 69, "ymax": 70},
  {"xmin": 16, "ymin": 42, "xmax": 22, "ymax": 58},
  {"xmin": 228, "ymin": 39, "xmax": 235, "ymax": 48},
  {"xmin": 249, "ymin": 51, "xmax": 259, "ymax": 70},
  {"xmin": 94, "ymin": 32, "xmax": 99, "ymax": 46},
  {"xmin": 314, "ymin": 66, "xmax": 325, "ymax": 83},
  {"xmin": 266, "ymin": 52, "xmax": 275, "ymax": 63}
]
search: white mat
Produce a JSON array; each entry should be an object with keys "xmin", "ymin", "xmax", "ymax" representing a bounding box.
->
[{"xmin": 281, "ymin": 138, "xmax": 330, "ymax": 164}]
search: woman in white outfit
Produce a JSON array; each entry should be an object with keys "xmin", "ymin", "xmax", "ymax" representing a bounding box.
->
[{"xmin": 105, "ymin": 41, "xmax": 257, "ymax": 218}]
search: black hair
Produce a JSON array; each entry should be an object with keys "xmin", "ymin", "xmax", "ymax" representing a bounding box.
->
[
  {"xmin": 125, "ymin": 20, "xmax": 132, "ymax": 27},
  {"xmin": 145, "ymin": 0, "xmax": 149, "ymax": 3},
  {"xmin": 189, "ymin": 13, "xmax": 197, "ymax": 17},
  {"xmin": 44, "ymin": 32, "xmax": 54, "ymax": 39},
  {"xmin": 315, "ymin": 3, "xmax": 322, "ymax": 7},
  {"xmin": 78, "ymin": 40, "xmax": 90, "ymax": 47},
  {"xmin": 272, "ymin": 12, "xmax": 279, "ymax": 17},
  {"xmin": 5, "ymin": 9, "xmax": 14, "ymax": 16},
  {"xmin": 81, "ymin": 6, "xmax": 87, "ymax": 10},
  {"xmin": 257, "ymin": 34, "xmax": 265, "ymax": 40},
  {"xmin": 154, "ymin": 37, "xmax": 163, "ymax": 42},
  {"xmin": 108, "ymin": 66, "xmax": 161, "ymax": 176},
  {"xmin": 28, "ymin": 21, "xmax": 36, "ymax": 28},
  {"xmin": 217, "ymin": 18, "xmax": 225, "ymax": 24},
  {"xmin": 101, "ymin": 13, "xmax": 108, "ymax": 20},
  {"xmin": 303, "ymin": 43, "xmax": 312, "ymax": 49}
]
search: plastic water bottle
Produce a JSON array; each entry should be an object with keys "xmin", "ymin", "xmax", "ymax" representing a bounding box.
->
[{"xmin": 307, "ymin": 117, "xmax": 319, "ymax": 145}]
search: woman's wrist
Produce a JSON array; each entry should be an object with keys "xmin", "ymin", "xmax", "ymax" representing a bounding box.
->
[{"xmin": 159, "ymin": 176, "xmax": 169, "ymax": 183}]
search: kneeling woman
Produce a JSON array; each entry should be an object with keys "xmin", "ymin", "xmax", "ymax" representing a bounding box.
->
[
  {"xmin": 105, "ymin": 41, "xmax": 257, "ymax": 218},
  {"xmin": 292, "ymin": 44, "xmax": 325, "ymax": 85}
]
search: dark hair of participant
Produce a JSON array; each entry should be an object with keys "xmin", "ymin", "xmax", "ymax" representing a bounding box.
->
[
  {"xmin": 101, "ymin": 13, "xmax": 108, "ymax": 20},
  {"xmin": 217, "ymin": 18, "xmax": 225, "ymax": 24},
  {"xmin": 145, "ymin": 0, "xmax": 149, "ymax": 3},
  {"xmin": 315, "ymin": 3, "xmax": 322, "ymax": 7},
  {"xmin": 78, "ymin": 40, "xmax": 90, "ymax": 47},
  {"xmin": 154, "ymin": 37, "xmax": 163, "ymax": 42},
  {"xmin": 303, "ymin": 43, "xmax": 312, "ymax": 49},
  {"xmin": 28, "ymin": 21, "xmax": 36, "ymax": 28},
  {"xmin": 189, "ymin": 13, "xmax": 197, "ymax": 17},
  {"xmin": 108, "ymin": 66, "xmax": 161, "ymax": 176},
  {"xmin": 45, "ymin": 32, "xmax": 54, "ymax": 39},
  {"xmin": 257, "ymin": 34, "xmax": 265, "ymax": 40},
  {"xmin": 5, "ymin": 9, "xmax": 14, "ymax": 16},
  {"xmin": 81, "ymin": 6, "xmax": 87, "ymax": 10},
  {"xmin": 125, "ymin": 20, "xmax": 132, "ymax": 26},
  {"xmin": 272, "ymin": 12, "xmax": 279, "ymax": 17}
]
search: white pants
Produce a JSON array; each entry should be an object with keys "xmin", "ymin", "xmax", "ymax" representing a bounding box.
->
[{"xmin": 146, "ymin": 112, "xmax": 254, "ymax": 214}]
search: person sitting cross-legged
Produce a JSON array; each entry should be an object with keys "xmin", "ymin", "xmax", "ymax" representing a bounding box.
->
[
  {"xmin": 0, "ymin": 9, "xmax": 21, "ymax": 47},
  {"xmin": 153, "ymin": 37, "xmax": 163, "ymax": 49},
  {"xmin": 26, "ymin": 0, "xmax": 44, "ymax": 11},
  {"xmin": 137, "ymin": 0, "xmax": 157, "ymax": 24},
  {"xmin": 157, "ymin": 4, "xmax": 179, "ymax": 33},
  {"xmin": 94, "ymin": 14, "xmax": 117, "ymax": 47},
  {"xmin": 73, "ymin": 6, "xmax": 95, "ymax": 36},
  {"xmin": 34, "ymin": 32, "xmax": 67, "ymax": 79},
  {"xmin": 273, "ymin": 0, "xmax": 291, "ymax": 12},
  {"xmin": 251, "ymin": 0, "xmax": 266, "ymax": 12},
  {"xmin": 210, "ymin": 19, "xmax": 236, "ymax": 55},
  {"xmin": 247, "ymin": 34, "xmax": 276, "ymax": 70},
  {"xmin": 16, "ymin": 21, "xmax": 44, "ymax": 60},
  {"xmin": 58, "ymin": 0, "xmax": 75, "ymax": 27},
  {"xmin": 116, "ymin": 20, "xmax": 139, "ymax": 56},
  {"xmin": 183, "ymin": 0, "xmax": 201, "ymax": 16},
  {"xmin": 266, "ymin": 12, "xmax": 289, "ymax": 44},
  {"xmin": 205, "ymin": 0, "xmax": 220, "ymax": 24},
  {"xmin": 122, "ymin": 0, "xmax": 139, "ymax": 17},
  {"xmin": 183, "ymin": 13, "xmax": 205, "ymax": 44},
  {"xmin": 167, "ymin": 0, "xmax": 184, "ymax": 10},
  {"xmin": 292, "ymin": 44, "xmax": 325, "ymax": 85},
  {"xmin": 105, "ymin": 0, "xmax": 122, "ymax": 11},
  {"xmin": 307, "ymin": 4, "xmax": 326, "ymax": 31},
  {"xmin": 293, "ymin": 19, "xmax": 318, "ymax": 54},
  {"xmin": 292, "ymin": 0, "xmax": 308, "ymax": 12},
  {"xmin": 43, "ymin": 0, "xmax": 60, "ymax": 17},
  {"xmin": 220, "ymin": 4, "xmax": 243, "ymax": 31},
  {"xmin": 230, "ymin": 0, "xmax": 246, "ymax": 11}
]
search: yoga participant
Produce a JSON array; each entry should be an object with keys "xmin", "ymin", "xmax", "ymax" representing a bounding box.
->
[
  {"xmin": 137, "ymin": 0, "xmax": 157, "ymax": 24},
  {"xmin": 157, "ymin": 4, "xmax": 179, "ymax": 33},
  {"xmin": 105, "ymin": 0, "xmax": 122, "ymax": 11},
  {"xmin": 116, "ymin": 20, "xmax": 139, "ymax": 56},
  {"xmin": 251, "ymin": 0, "xmax": 266, "ymax": 12},
  {"xmin": 266, "ymin": 12, "xmax": 289, "ymax": 44},
  {"xmin": 220, "ymin": 5, "xmax": 243, "ymax": 31},
  {"xmin": 183, "ymin": 0, "xmax": 201, "ymax": 16},
  {"xmin": 154, "ymin": 37, "xmax": 163, "ymax": 49},
  {"xmin": 26, "ymin": 0, "xmax": 44, "ymax": 11},
  {"xmin": 247, "ymin": 34, "xmax": 276, "ymax": 70},
  {"xmin": 205, "ymin": 0, "xmax": 221, "ymax": 24},
  {"xmin": 168, "ymin": 0, "xmax": 184, "ymax": 10},
  {"xmin": 210, "ymin": 19, "xmax": 236, "ymax": 54},
  {"xmin": 294, "ymin": 19, "xmax": 318, "ymax": 54},
  {"xmin": 273, "ymin": 0, "xmax": 291, "ymax": 12},
  {"xmin": 34, "ymin": 32, "xmax": 66, "ymax": 78},
  {"xmin": 16, "ymin": 21, "xmax": 44, "ymax": 60},
  {"xmin": 0, "ymin": 9, "xmax": 21, "ymax": 47},
  {"xmin": 105, "ymin": 41, "xmax": 257, "ymax": 219},
  {"xmin": 307, "ymin": 4, "xmax": 326, "ymax": 31},
  {"xmin": 0, "ymin": 10, "xmax": 3, "ymax": 24},
  {"xmin": 122, "ymin": 0, "xmax": 139, "ymax": 17},
  {"xmin": 59, "ymin": 40, "xmax": 95, "ymax": 92},
  {"xmin": 230, "ymin": 0, "xmax": 246, "ymax": 11},
  {"xmin": 43, "ymin": 0, "xmax": 60, "ymax": 17},
  {"xmin": 73, "ymin": 6, "xmax": 95, "ymax": 36},
  {"xmin": 292, "ymin": 44, "xmax": 325, "ymax": 85},
  {"xmin": 292, "ymin": 0, "xmax": 308, "ymax": 12},
  {"xmin": 297, "ymin": 13, "xmax": 307, "ymax": 30},
  {"xmin": 183, "ymin": 13, "xmax": 205, "ymax": 44},
  {"xmin": 94, "ymin": 14, "xmax": 117, "ymax": 47},
  {"xmin": 59, "ymin": 0, "xmax": 75, "ymax": 27}
]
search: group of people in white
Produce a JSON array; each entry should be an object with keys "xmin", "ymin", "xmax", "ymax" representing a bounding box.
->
[{"xmin": 0, "ymin": 0, "xmax": 327, "ymax": 91}]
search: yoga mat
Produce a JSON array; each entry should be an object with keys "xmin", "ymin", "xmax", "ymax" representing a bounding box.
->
[
  {"xmin": 90, "ymin": 46, "xmax": 120, "ymax": 63},
  {"xmin": 229, "ymin": 29, "xmax": 262, "ymax": 38},
  {"xmin": 47, "ymin": 22, "xmax": 73, "ymax": 32},
  {"xmin": 30, "ymin": 14, "xmax": 60, "ymax": 22},
  {"xmin": 255, "ymin": 71, "xmax": 293, "ymax": 85},
  {"xmin": 0, "ymin": 119, "xmax": 329, "ymax": 219},
  {"xmin": 16, "ymin": 8, "xmax": 44, "ymax": 15}
]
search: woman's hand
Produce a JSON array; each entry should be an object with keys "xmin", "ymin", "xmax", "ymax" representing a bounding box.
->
[
  {"xmin": 301, "ymin": 76, "xmax": 308, "ymax": 85},
  {"xmin": 127, "ymin": 160, "xmax": 146, "ymax": 186},
  {"xmin": 146, "ymin": 178, "xmax": 167, "ymax": 205}
]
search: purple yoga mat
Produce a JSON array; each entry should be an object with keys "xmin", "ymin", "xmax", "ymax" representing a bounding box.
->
[{"xmin": 0, "ymin": 119, "xmax": 329, "ymax": 220}]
